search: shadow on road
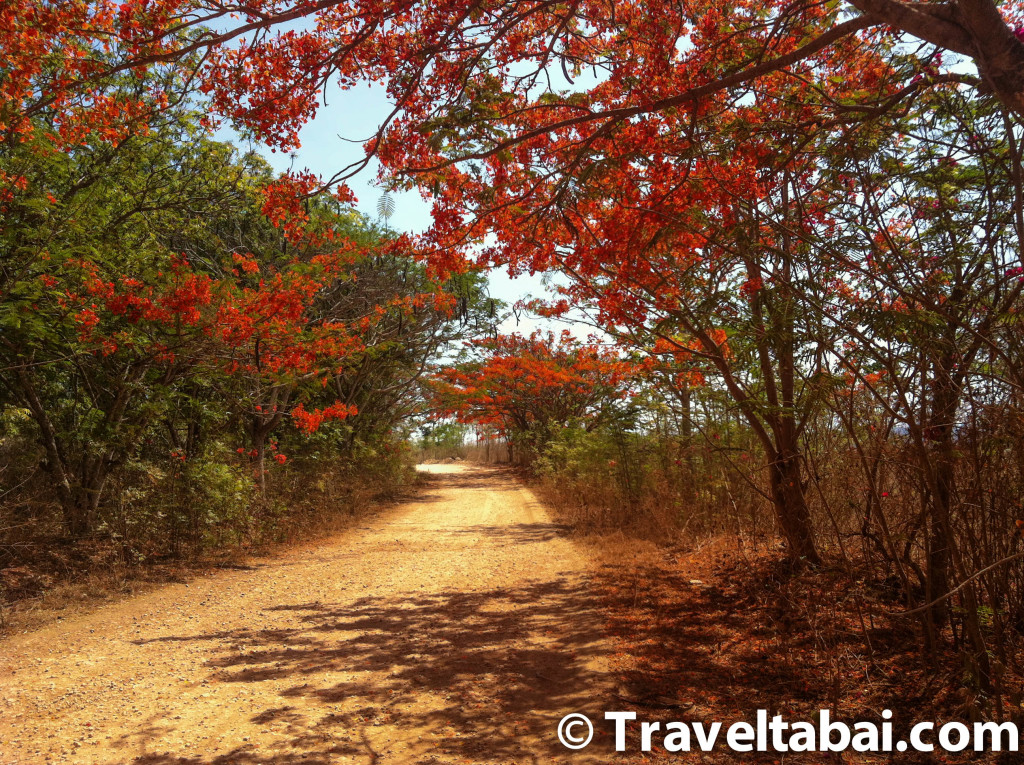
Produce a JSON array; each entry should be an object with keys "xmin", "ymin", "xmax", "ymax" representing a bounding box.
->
[
  {"xmin": 128, "ymin": 574, "xmax": 614, "ymax": 764},
  {"xmin": 415, "ymin": 465, "xmax": 523, "ymax": 493}
]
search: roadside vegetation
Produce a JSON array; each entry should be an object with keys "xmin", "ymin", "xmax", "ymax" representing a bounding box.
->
[
  {"xmin": 0, "ymin": 88, "xmax": 494, "ymax": 625},
  {"xmin": 427, "ymin": 89, "xmax": 1024, "ymax": 717}
]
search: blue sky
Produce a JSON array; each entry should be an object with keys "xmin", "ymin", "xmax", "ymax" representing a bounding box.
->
[{"xmin": 215, "ymin": 80, "xmax": 566, "ymax": 338}]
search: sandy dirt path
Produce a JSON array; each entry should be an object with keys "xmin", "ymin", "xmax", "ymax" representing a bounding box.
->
[{"xmin": 0, "ymin": 464, "xmax": 616, "ymax": 764}]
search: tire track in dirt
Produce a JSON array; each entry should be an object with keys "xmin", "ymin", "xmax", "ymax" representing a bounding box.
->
[{"xmin": 0, "ymin": 464, "xmax": 616, "ymax": 764}]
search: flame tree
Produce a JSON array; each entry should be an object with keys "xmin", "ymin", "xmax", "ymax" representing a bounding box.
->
[{"xmin": 431, "ymin": 331, "xmax": 638, "ymax": 463}]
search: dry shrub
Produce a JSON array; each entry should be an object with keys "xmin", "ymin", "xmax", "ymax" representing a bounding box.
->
[
  {"xmin": 530, "ymin": 412, "xmax": 1024, "ymax": 719},
  {"xmin": 593, "ymin": 536, "xmax": 1023, "ymax": 763},
  {"xmin": 531, "ymin": 426, "xmax": 771, "ymax": 543}
]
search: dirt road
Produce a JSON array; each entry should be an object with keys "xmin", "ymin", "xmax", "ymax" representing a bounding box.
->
[{"xmin": 0, "ymin": 464, "xmax": 616, "ymax": 764}]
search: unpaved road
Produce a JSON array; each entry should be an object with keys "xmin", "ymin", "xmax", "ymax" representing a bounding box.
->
[{"xmin": 0, "ymin": 465, "xmax": 615, "ymax": 764}]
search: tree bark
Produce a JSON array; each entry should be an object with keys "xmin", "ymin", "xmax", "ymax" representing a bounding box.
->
[{"xmin": 768, "ymin": 444, "xmax": 821, "ymax": 566}]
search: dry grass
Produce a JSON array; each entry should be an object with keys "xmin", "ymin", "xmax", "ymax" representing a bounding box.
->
[{"xmin": 566, "ymin": 529, "xmax": 1024, "ymax": 763}]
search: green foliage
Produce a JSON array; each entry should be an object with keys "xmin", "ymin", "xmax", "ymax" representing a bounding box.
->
[
  {"xmin": 418, "ymin": 421, "xmax": 468, "ymax": 452},
  {"xmin": 0, "ymin": 79, "xmax": 492, "ymax": 559}
]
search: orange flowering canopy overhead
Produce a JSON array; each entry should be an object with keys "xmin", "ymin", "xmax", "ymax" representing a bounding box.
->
[
  {"xmin": 433, "ymin": 331, "xmax": 638, "ymax": 454},
  {"xmin": 5, "ymin": 0, "xmax": 1024, "ymax": 194},
  {"xmin": 3, "ymin": 0, "xmax": 1023, "ymax": 339},
  {"xmin": 7, "ymin": 0, "xmax": 1020, "ymax": 366}
]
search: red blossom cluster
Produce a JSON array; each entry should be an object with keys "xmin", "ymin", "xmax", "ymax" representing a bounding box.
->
[
  {"xmin": 433, "ymin": 331, "xmax": 638, "ymax": 440},
  {"xmin": 291, "ymin": 402, "xmax": 359, "ymax": 434}
]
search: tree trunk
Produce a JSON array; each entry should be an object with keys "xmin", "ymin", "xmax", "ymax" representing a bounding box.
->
[
  {"xmin": 768, "ymin": 448, "xmax": 821, "ymax": 565},
  {"xmin": 63, "ymin": 481, "xmax": 104, "ymax": 538},
  {"xmin": 253, "ymin": 431, "xmax": 267, "ymax": 496},
  {"xmin": 16, "ymin": 368, "xmax": 103, "ymax": 537},
  {"xmin": 247, "ymin": 389, "xmax": 290, "ymax": 496},
  {"xmin": 922, "ymin": 353, "xmax": 961, "ymax": 628},
  {"xmin": 919, "ymin": 353, "xmax": 991, "ymax": 689}
]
